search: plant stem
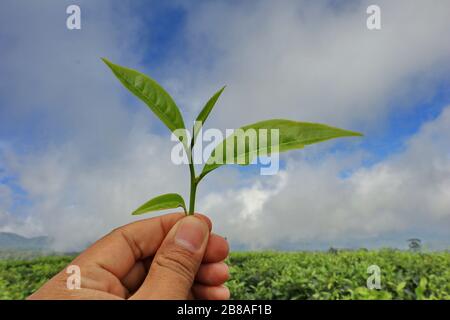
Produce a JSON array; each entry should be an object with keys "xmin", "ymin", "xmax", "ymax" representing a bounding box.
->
[
  {"xmin": 188, "ymin": 137, "xmax": 197, "ymax": 215},
  {"xmin": 188, "ymin": 174, "xmax": 197, "ymax": 215}
]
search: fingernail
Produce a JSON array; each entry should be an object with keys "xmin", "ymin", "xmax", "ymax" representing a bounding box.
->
[{"xmin": 175, "ymin": 217, "xmax": 207, "ymax": 252}]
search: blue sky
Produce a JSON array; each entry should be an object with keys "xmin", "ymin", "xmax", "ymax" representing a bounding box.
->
[{"xmin": 1, "ymin": 0, "xmax": 450, "ymax": 251}]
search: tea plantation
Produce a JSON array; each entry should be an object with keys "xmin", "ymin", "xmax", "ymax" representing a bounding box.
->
[{"xmin": 1, "ymin": 250, "xmax": 449, "ymax": 300}]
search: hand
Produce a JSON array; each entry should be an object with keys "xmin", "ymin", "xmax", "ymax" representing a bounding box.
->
[{"xmin": 28, "ymin": 213, "xmax": 230, "ymax": 300}]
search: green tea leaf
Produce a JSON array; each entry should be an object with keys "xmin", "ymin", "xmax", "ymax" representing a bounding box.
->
[
  {"xmin": 102, "ymin": 58, "xmax": 187, "ymax": 146},
  {"xmin": 200, "ymin": 119, "xmax": 362, "ymax": 177},
  {"xmin": 193, "ymin": 86, "xmax": 226, "ymax": 143},
  {"xmin": 132, "ymin": 193, "xmax": 187, "ymax": 215},
  {"xmin": 396, "ymin": 281, "xmax": 407, "ymax": 293},
  {"xmin": 415, "ymin": 277, "xmax": 428, "ymax": 300}
]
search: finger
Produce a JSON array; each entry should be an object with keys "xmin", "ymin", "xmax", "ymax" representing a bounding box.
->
[
  {"xmin": 195, "ymin": 262, "xmax": 229, "ymax": 286},
  {"xmin": 122, "ymin": 232, "xmax": 228, "ymax": 292},
  {"xmin": 121, "ymin": 256, "xmax": 153, "ymax": 293},
  {"xmin": 120, "ymin": 261, "xmax": 146, "ymax": 294},
  {"xmin": 72, "ymin": 212, "xmax": 211, "ymax": 282},
  {"xmin": 192, "ymin": 284, "xmax": 230, "ymax": 300},
  {"xmin": 122, "ymin": 231, "xmax": 228, "ymax": 292},
  {"xmin": 203, "ymin": 234, "xmax": 229, "ymax": 263},
  {"xmin": 131, "ymin": 216, "xmax": 210, "ymax": 299},
  {"xmin": 122, "ymin": 233, "xmax": 228, "ymax": 290},
  {"xmin": 27, "ymin": 264, "xmax": 128, "ymax": 300}
]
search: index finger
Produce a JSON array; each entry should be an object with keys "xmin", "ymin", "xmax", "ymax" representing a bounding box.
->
[{"xmin": 72, "ymin": 212, "xmax": 212, "ymax": 280}]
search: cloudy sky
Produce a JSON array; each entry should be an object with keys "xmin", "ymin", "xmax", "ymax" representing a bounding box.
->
[{"xmin": 1, "ymin": 0, "xmax": 449, "ymax": 251}]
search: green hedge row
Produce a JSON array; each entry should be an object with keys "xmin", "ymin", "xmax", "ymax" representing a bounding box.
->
[{"xmin": 1, "ymin": 250, "xmax": 449, "ymax": 300}]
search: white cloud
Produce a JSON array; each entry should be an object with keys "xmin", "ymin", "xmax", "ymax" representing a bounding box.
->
[
  {"xmin": 1, "ymin": 0, "xmax": 449, "ymax": 251},
  {"xmin": 201, "ymin": 106, "xmax": 450, "ymax": 249},
  {"xmin": 169, "ymin": 0, "xmax": 450, "ymax": 131},
  {"xmin": 0, "ymin": 0, "xmax": 188, "ymax": 250},
  {"xmin": 7, "ymin": 130, "xmax": 187, "ymax": 251},
  {"xmin": 0, "ymin": 184, "xmax": 13, "ymax": 229}
]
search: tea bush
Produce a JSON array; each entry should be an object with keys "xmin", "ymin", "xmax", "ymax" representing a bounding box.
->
[
  {"xmin": 225, "ymin": 250, "xmax": 450, "ymax": 300},
  {"xmin": 1, "ymin": 250, "xmax": 449, "ymax": 300}
]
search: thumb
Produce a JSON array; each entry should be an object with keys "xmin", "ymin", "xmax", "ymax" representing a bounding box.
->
[{"xmin": 131, "ymin": 215, "xmax": 210, "ymax": 299}]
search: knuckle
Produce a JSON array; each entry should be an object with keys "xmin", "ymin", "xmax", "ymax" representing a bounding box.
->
[
  {"xmin": 154, "ymin": 246, "xmax": 197, "ymax": 284},
  {"xmin": 104, "ymin": 227, "xmax": 123, "ymax": 240},
  {"xmin": 109, "ymin": 226, "xmax": 124, "ymax": 237}
]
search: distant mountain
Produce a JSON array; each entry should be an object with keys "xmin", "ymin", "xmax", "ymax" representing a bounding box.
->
[{"xmin": 0, "ymin": 232, "xmax": 50, "ymax": 250}]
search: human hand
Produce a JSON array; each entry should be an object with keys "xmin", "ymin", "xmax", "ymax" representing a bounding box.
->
[{"xmin": 28, "ymin": 213, "xmax": 230, "ymax": 300}]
